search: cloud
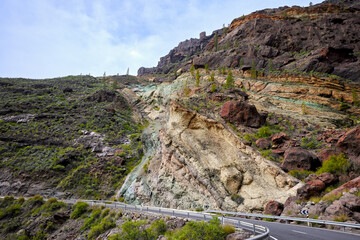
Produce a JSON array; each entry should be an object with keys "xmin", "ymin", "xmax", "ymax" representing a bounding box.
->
[{"xmin": 0, "ymin": 0, "xmax": 323, "ymax": 78}]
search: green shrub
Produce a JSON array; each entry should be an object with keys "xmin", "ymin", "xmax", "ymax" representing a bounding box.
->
[
  {"xmin": 81, "ymin": 208, "xmax": 102, "ymax": 230},
  {"xmin": 257, "ymin": 126, "xmax": 271, "ymax": 138},
  {"xmin": 88, "ymin": 216, "xmax": 116, "ymax": 239},
  {"xmin": 211, "ymin": 83, "xmax": 217, "ymax": 93},
  {"xmin": 222, "ymin": 224, "xmax": 235, "ymax": 235},
  {"xmin": 288, "ymin": 170, "xmax": 313, "ymax": 180},
  {"xmin": 171, "ymin": 217, "xmax": 226, "ymax": 240},
  {"xmin": 334, "ymin": 214, "xmax": 350, "ymax": 222},
  {"xmin": 109, "ymin": 220, "xmax": 154, "ymax": 240},
  {"xmin": 322, "ymin": 192, "xmax": 343, "ymax": 203},
  {"xmin": 71, "ymin": 201, "xmax": 89, "ymax": 219},
  {"xmin": 196, "ymin": 70, "xmax": 200, "ymax": 87},
  {"xmin": 148, "ymin": 219, "xmax": 167, "ymax": 236},
  {"xmin": 301, "ymin": 137, "xmax": 320, "ymax": 149},
  {"xmin": 205, "ymin": 64, "xmax": 209, "ymax": 73},
  {"xmin": 316, "ymin": 154, "xmax": 349, "ymax": 175}
]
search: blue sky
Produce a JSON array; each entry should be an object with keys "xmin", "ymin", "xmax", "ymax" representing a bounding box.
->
[{"xmin": 0, "ymin": 0, "xmax": 323, "ymax": 78}]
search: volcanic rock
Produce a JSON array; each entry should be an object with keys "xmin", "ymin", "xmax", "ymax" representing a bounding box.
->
[
  {"xmin": 297, "ymin": 180, "xmax": 326, "ymax": 199},
  {"xmin": 271, "ymin": 132, "xmax": 290, "ymax": 145},
  {"xmin": 317, "ymin": 149, "xmax": 342, "ymax": 162},
  {"xmin": 337, "ymin": 126, "xmax": 360, "ymax": 162},
  {"xmin": 256, "ymin": 138, "xmax": 271, "ymax": 149},
  {"xmin": 264, "ymin": 200, "xmax": 284, "ymax": 216},
  {"xmin": 281, "ymin": 147, "xmax": 321, "ymax": 172},
  {"xmin": 220, "ymin": 100, "xmax": 267, "ymax": 128}
]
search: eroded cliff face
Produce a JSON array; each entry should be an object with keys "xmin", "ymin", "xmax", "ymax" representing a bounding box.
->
[{"xmin": 120, "ymin": 94, "xmax": 302, "ymax": 212}]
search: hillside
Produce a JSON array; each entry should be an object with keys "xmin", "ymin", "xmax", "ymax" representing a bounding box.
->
[{"xmin": 1, "ymin": 0, "xmax": 360, "ymax": 239}]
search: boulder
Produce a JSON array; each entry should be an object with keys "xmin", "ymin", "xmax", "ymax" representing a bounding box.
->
[
  {"xmin": 281, "ymin": 147, "xmax": 321, "ymax": 172},
  {"xmin": 220, "ymin": 101, "xmax": 267, "ymax": 128},
  {"xmin": 317, "ymin": 149, "xmax": 342, "ymax": 162},
  {"xmin": 338, "ymin": 192, "xmax": 360, "ymax": 212},
  {"xmin": 271, "ymin": 132, "xmax": 290, "ymax": 145},
  {"xmin": 317, "ymin": 172, "xmax": 337, "ymax": 186},
  {"xmin": 264, "ymin": 200, "xmax": 284, "ymax": 216},
  {"xmin": 325, "ymin": 200, "xmax": 352, "ymax": 217},
  {"xmin": 337, "ymin": 126, "xmax": 360, "ymax": 162},
  {"xmin": 256, "ymin": 138, "xmax": 271, "ymax": 149},
  {"xmin": 324, "ymin": 176, "xmax": 360, "ymax": 197},
  {"xmin": 297, "ymin": 180, "xmax": 326, "ymax": 199}
]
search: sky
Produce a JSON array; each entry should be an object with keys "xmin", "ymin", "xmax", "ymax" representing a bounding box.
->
[{"xmin": 0, "ymin": 0, "xmax": 323, "ymax": 79}]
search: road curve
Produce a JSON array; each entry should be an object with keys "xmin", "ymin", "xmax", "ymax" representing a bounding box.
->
[{"xmin": 227, "ymin": 216, "xmax": 360, "ymax": 240}]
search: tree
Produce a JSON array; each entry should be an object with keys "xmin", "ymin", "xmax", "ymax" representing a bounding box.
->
[
  {"xmin": 196, "ymin": 69, "xmax": 200, "ymax": 87},
  {"xmin": 250, "ymin": 60, "xmax": 257, "ymax": 79},
  {"xmin": 174, "ymin": 67, "xmax": 178, "ymax": 78},
  {"xmin": 205, "ymin": 64, "xmax": 209, "ymax": 73},
  {"xmin": 211, "ymin": 83, "xmax": 217, "ymax": 93},
  {"xmin": 190, "ymin": 64, "xmax": 195, "ymax": 76},
  {"xmin": 210, "ymin": 73, "xmax": 215, "ymax": 82},
  {"xmin": 213, "ymin": 32, "xmax": 218, "ymax": 52},
  {"xmin": 112, "ymin": 78, "xmax": 118, "ymax": 90},
  {"xmin": 268, "ymin": 59, "xmax": 273, "ymax": 72},
  {"xmin": 225, "ymin": 70, "xmax": 234, "ymax": 89},
  {"xmin": 301, "ymin": 101, "xmax": 308, "ymax": 115},
  {"xmin": 222, "ymin": 66, "xmax": 226, "ymax": 75},
  {"xmin": 239, "ymin": 58, "xmax": 244, "ymax": 70}
]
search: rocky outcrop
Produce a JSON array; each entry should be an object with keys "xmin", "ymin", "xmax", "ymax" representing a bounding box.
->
[
  {"xmin": 220, "ymin": 101, "xmax": 267, "ymax": 128},
  {"xmin": 256, "ymin": 138, "xmax": 271, "ymax": 149},
  {"xmin": 324, "ymin": 176, "xmax": 360, "ymax": 197},
  {"xmin": 337, "ymin": 126, "xmax": 360, "ymax": 162},
  {"xmin": 297, "ymin": 180, "xmax": 326, "ymax": 199},
  {"xmin": 138, "ymin": 32, "xmax": 215, "ymax": 76},
  {"xmin": 317, "ymin": 149, "xmax": 342, "ymax": 162},
  {"xmin": 139, "ymin": 1, "xmax": 360, "ymax": 82},
  {"xmin": 264, "ymin": 200, "xmax": 284, "ymax": 216},
  {"xmin": 281, "ymin": 147, "xmax": 322, "ymax": 172},
  {"xmin": 120, "ymin": 101, "xmax": 301, "ymax": 212},
  {"xmin": 271, "ymin": 132, "xmax": 289, "ymax": 145}
]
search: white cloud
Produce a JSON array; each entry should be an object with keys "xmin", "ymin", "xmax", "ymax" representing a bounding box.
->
[{"xmin": 0, "ymin": 0, "xmax": 323, "ymax": 78}]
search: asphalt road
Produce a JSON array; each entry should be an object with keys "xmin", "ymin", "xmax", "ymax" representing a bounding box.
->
[{"xmin": 227, "ymin": 216, "xmax": 360, "ymax": 240}]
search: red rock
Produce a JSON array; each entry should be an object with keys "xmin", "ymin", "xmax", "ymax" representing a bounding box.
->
[
  {"xmin": 317, "ymin": 149, "xmax": 342, "ymax": 162},
  {"xmin": 264, "ymin": 200, "xmax": 284, "ymax": 216},
  {"xmin": 271, "ymin": 132, "xmax": 289, "ymax": 145},
  {"xmin": 256, "ymin": 138, "xmax": 271, "ymax": 149},
  {"xmin": 271, "ymin": 148, "xmax": 286, "ymax": 155},
  {"xmin": 304, "ymin": 174, "xmax": 318, "ymax": 183},
  {"xmin": 297, "ymin": 180, "xmax": 326, "ymax": 199},
  {"xmin": 220, "ymin": 101, "xmax": 267, "ymax": 128},
  {"xmin": 324, "ymin": 176, "xmax": 360, "ymax": 198},
  {"xmin": 317, "ymin": 172, "xmax": 337, "ymax": 186},
  {"xmin": 281, "ymin": 147, "xmax": 321, "ymax": 172},
  {"xmin": 337, "ymin": 126, "xmax": 360, "ymax": 162}
]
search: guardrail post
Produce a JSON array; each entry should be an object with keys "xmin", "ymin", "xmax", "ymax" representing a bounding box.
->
[
  {"xmin": 204, "ymin": 214, "xmax": 206, "ymax": 220},
  {"xmin": 343, "ymin": 226, "xmax": 345, "ymax": 232},
  {"xmin": 188, "ymin": 212, "xmax": 189, "ymax": 218},
  {"xmin": 125, "ymin": 204, "xmax": 127, "ymax": 210},
  {"xmin": 238, "ymin": 220, "xmax": 240, "ymax": 228},
  {"xmin": 159, "ymin": 208, "xmax": 161, "ymax": 213},
  {"xmin": 173, "ymin": 210, "xmax": 175, "ymax": 216},
  {"xmin": 253, "ymin": 224, "xmax": 256, "ymax": 235}
]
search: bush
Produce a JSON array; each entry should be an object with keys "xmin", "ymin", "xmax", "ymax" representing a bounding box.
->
[
  {"xmin": 316, "ymin": 154, "xmax": 349, "ymax": 175},
  {"xmin": 257, "ymin": 126, "xmax": 271, "ymax": 138},
  {"xmin": 340, "ymin": 102, "xmax": 350, "ymax": 111},
  {"xmin": 109, "ymin": 220, "xmax": 154, "ymax": 240},
  {"xmin": 88, "ymin": 216, "xmax": 116, "ymax": 239},
  {"xmin": 81, "ymin": 208, "xmax": 102, "ymax": 230},
  {"xmin": 171, "ymin": 217, "xmax": 226, "ymax": 240},
  {"xmin": 225, "ymin": 70, "xmax": 234, "ymax": 89},
  {"xmin": 148, "ymin": 219, "xmax": 167, "ymax": 236},
  {"xmin": 222, "ymin": 224, "xmax": 235, "ymax": 235},
  {"xmin": 231, "ymin": 194, "xmax": 244, "ymax": 205},
  {"xmin": 334, "ymin": 214, "xmax": 350, "ymax": 222},
  {"xmin": 288, "ymin": 170, "xmax": 313, "ymax": 180},
  {"xmin": 71, "ymin": 201, "xmax": 89, "ymax": 219}
]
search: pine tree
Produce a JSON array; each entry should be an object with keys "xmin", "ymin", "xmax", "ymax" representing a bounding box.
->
[
  {"xmin": 225, "ymin": 70, "xmax": 234, "ymax": 89},
  {"xmin": 205, "ymin": 64, "xmax": 209, "ymax": 73},
  {"xmin": 251, "ymin": 60, "xmax": 257, "ymax": 79},
  {"xmin": 196, "ymin": 69, "xmax": 200, "ymax": 87},
  {"xmin": 210, "ymin": 73, "xmax": 215, "ymax": 82},
  {"xmin": 213, "ymin": 32, "xmax": 218, "ymax": 52},
  {"xmin": 191, "ymin": 64, "xmax": 195, "ymax": 76}
]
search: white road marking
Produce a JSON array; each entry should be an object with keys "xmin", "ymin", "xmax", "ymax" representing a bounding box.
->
[
  {"xmin": 292, "ymin": 230, "xmax": 307, "ymax": 235},
  {"xmin": 270, "ymin": 236, "xmax": 278, "ymax": 240}
]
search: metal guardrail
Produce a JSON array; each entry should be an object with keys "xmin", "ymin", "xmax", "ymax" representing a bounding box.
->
[{"xmin": 207, "ymin": 210, "xmax": 360, "ymax": 231}]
